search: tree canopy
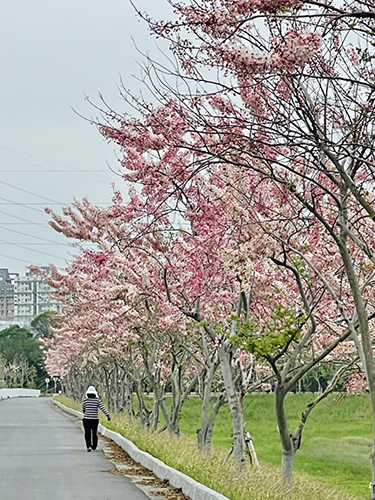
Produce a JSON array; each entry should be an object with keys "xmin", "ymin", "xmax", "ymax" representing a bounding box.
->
[
  {"xmin": 31, "ymin": 0, "xmax": 375, "ymax": 493},
  {"xmin": 0, "ymin": 323, "xmax": 48, "ymax": 389}
]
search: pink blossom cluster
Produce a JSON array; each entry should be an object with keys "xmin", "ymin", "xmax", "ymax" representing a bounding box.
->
[
  {"xmin": 344, "ymin": 372, "xmax": 368, "ymax": 394},
  {"xmin": 272, "ymin": 29, "xmax": 322, "ymax": 71},
  {"xmin": 175, "ymin": 0, "xmax": 303, "ymax": 39},
  {"xmin": 225, "ymin": 0, "xmax": 303, "ymax": 14},
  {"xmin": 222, "ymin": 28, "xmax": 321, "ymax": 77}
]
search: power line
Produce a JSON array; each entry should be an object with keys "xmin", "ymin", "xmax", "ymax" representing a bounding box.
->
[
  {"xmin": 0, "ymin": 252, "xmax": 45, "ymax": 264},
  {"xmin": 0, "ymin": 203, "xmax": 52, "ymax": 206},
  {"xmin": 0, "ymin": 146, "xmax": 115, "ymax": 268},
  {"xmin": 0, "ymin": 200, "xmax": 109, "ymax": 207},
  {"xmin": 0, "ymin": 147, "xmax": 115, "ymax": 182},
  {"xmin": 0, "ymin": 144, "xmax": 90, "ymax": 170},
  {"xmin": 0, "ymin": 197, "xmax": 44, "ymax": 213},
  {"xmin": 0, "ymin": 169, "xmax": 105, "ymax": 172},
  {"xmin": 0, "ymin": 226, "xmax": 68, "ymax": 246},
  {"xmin": 0, "ymin": 208, "xmax": 43, "ymax": 225},
  {"xmin": 0, "ymin": 201, "xmax": 109, "ymax": 205},
  {"xmin": 0, "ymin": 153, "xmax": 111, "ymax": 180},
  {"xmin": 0, "ymin": 242, "xmax": 63, "ymax": 245},
  {"xmin": 0, "ymin": 238, "xmax": 67, "ymax": 261},
  {"xmin": 0, "ymin": 180, "xmax": 63, "ymax": 204}
]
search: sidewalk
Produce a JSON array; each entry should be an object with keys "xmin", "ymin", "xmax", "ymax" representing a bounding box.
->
[
  {"xmin": 54, "ymin": 399, "xmax": 230, "ymax": 500},
  {"xmin": 0, "ymin": 397, "xmax": 148, "ymax": 500}
]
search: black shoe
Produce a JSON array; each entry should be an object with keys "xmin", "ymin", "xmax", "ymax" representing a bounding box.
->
[
  {"xmin": 87, "ymin": 447, "xmax": 92, "ymax": 452},
  {"xmin": 92, "ymin": 447, "xmax": 97, "ymax": 451}
]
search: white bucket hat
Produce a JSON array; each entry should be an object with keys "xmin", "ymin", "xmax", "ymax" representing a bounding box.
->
[{"xmin": 86, "ymin": 385, "xmax": 98, "ymax": 396}]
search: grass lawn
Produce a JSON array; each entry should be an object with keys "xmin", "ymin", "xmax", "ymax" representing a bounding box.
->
[
  {"xmin": 57, "ymin": 392, "xmax": 372, "ymax": 499},
  {"xmin": 178, "ymin": 392, "xmax": 372, "ymax": 497}
]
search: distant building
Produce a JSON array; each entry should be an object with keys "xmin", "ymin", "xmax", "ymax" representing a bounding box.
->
[
  {"xmin": 0, "ymin": 268, "xmax": 17, "ymax": 321},
  {"xmin": 13, "ymin": 268, "xmax": 61, "ymax": 325}
]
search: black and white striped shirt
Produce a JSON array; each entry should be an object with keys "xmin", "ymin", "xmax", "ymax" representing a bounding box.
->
[{"xmin": 82, "ymin": 397, "xmax": 110, "ymax": 419}]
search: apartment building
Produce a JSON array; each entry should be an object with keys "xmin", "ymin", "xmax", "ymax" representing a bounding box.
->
[
  {"xmin": 13, "ymin": 268, "xmax": 61, "ymax": 324},
  {"xmin": 0, "ymin": 268, "xmax": 17, "ymax": 321}
]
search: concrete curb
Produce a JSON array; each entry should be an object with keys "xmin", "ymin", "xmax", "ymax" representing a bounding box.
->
[
  {"xmin": 53, "ymin": 400, "xmax": 230, "ymax": 500},
  {"xmin": 0, "ymin": 388, "xmax": 40, "ymax": 399}
]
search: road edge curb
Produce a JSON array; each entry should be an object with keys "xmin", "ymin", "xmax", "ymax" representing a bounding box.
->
[{"xmin": 53, "ymin": 400, "xmax": 231, "ymax": 500}]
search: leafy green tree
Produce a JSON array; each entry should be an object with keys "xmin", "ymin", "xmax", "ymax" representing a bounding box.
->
[
  {"xmin": 0, "ymin": 354, "xmax": 6, "ymax": 388},
  {"xmin": 0, "ymin": 325, "xmax": 47, "ymax": 389},
  {"xmin": 31, "ymin": 311, "xmax": 57, "ymax": 339}
]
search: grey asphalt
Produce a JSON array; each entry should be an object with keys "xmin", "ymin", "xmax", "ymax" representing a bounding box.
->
[{"xmin": 0, "ymin": 397, "xmax": 148, "ymax": 500}]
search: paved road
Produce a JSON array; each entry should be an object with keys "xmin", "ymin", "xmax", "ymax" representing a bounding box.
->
[{"xmin": 0, "ymin": 397, "xmax": 148, "ymax": 500}]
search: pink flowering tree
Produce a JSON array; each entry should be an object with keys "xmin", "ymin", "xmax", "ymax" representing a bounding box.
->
[
  {"xmin": 89, "ymin": 102, "xmax": 360, "ymax": 484},
  {"xmin": 84, "ymin": 0, "xmax": 375, "ymax": 491},
  {"xmin": 43, "ymin": 160, "xmax": 357, "ymax": 483},
  {"xmin": 42, "ymin": 191, "xmax": 257, "ymax": 460},
  {"xmin": 34, "ymin": 253, "xmax": 201, "ymax": 431},
  {"xmin": 35, "ymin": 2, "xmax": 375, "ymax": 488}
]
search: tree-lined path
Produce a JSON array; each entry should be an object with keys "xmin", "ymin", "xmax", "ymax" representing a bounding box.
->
[{"xmin": 0, "ymin": 397, "xmax": 147, "ymax": 500}]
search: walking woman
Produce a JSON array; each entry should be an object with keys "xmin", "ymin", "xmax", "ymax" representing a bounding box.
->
[{"xmin": 82, "ymin": 385, "xmax": 111, "ymax": 452}]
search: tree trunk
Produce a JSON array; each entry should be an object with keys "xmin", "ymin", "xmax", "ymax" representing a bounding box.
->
[
  {"xmin": 197, "ymin": 352, "xmax": 224, "ymax": 450},
  {"xmin": 134, "ymin": 378, "xmax": 150, "ymax": 428},
  {"xmin": 218, "ymin": 342, "xmax": 246, "ymax": 466},
  {"xmin": 151, "ymin": 396, "xmax": 160, "ymax": 431},
  {"xmin": 169, "ymin": 366, "xmax": 182, "ymax": 435},
  {"xmin": 275, "ymin": 386, "xmax": 295, "ymax": 490},
  {"xmin": 281, "ymin": 449, "xmax": 294, "ymax": 491},
  {"xmin": 198, "ymin": 392, "xmax": 226, "ymax": 450},
  {"xmin": 151, "ymin": 383, "xmax": 164, "ymax": 432},
  {"xmin": 113, "ymin": 362, "xmax": 119, "ymax": 413},
  {"xmin": 339, "ymin": 244, "xmax": 375, "ymax": 499},
  {"xmin": 125, "ymin": 373, "xmax": 135, "ymax": 417}
]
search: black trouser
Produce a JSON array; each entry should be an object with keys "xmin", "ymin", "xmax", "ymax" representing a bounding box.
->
[{"xmin": 83, "ymin": 418, "xmax": 99, "ymax": 450}]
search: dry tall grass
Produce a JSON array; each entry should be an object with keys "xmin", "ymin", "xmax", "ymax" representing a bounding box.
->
[{"xmin": 55, "ymin": 395, "xmax": 362, "ymax": 500}]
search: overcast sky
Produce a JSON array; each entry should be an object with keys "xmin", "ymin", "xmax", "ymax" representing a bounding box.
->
[{"xmin": 0, "ymin": 0, "xmax": 172, "ymax": 275}]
